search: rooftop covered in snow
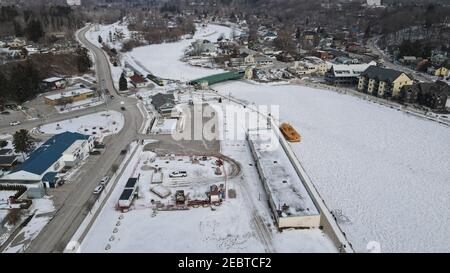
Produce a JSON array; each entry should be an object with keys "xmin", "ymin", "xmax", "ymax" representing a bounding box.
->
[{"xmin": 247, "ymin": 129, "xmax": 319, "ymax": 219}]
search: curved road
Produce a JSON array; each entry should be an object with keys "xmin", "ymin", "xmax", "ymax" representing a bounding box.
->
[
  {"xmin": 16, "ymin": 25, "xmax": 144, "ymax": 253},
  {"xmin": 367, "ymin": 36, "xmax": 433, "ymax": 82}
]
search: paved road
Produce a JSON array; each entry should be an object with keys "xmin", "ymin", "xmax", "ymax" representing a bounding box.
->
[
  {"xmin": 367, "ymin": 37, "xmax": 433, "ymax": 82},
  {"xmin": 20, "ymin": 25, "xmax": 144, "ymax": 253},
  {"xmin": 142, "ymin": 103, "xmax": 220, "ymax": 155}
]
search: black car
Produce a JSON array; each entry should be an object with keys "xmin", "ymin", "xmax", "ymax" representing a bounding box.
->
[{"xmin": 94, "ymin": 142, "xmax": 106, "ymax": 149}]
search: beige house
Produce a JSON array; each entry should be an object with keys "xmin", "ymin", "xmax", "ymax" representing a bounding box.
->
[
  {"xmin": 244, "ymin": 53, "xmax": 255, "ymax": 65},
  {"xmin": 44, "ymin": 88, "xmax": 95, "ymax": 106},
  {"xmin": 289, "ymin": 59, "xmax": 328, "ymax": 76},
  {"xmin": 435, "ymin": 67, "xmax": 449, "ymax": 77},
  {"xmin": 8, "ymin": 38, "xmax": 26, "ymax": 49},
  {"xmin": 244, "ymin": 66, "xmax": 254, "ymax": 79},
  {"xmin": 358, "ymin": 66, "xmax": 413, "ymax": 97}
]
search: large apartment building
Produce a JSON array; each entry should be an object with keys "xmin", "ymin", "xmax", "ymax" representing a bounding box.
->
[{"xmin": 357, "ymin": 66, "xmax": 413, "ymax": 98}]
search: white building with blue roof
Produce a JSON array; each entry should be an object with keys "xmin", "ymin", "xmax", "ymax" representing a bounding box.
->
[{"xmin": 1, "ymin": 132, "xmax": 93, "ymax": 196}]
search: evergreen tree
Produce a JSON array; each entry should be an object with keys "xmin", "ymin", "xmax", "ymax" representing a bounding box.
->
[
  {"xmin": 13, "ymin": 129, "xmax": 35, "ymax": 158},
  {"xmin": 25, "ymin": 19, "xmax": 44, "ymax": 43},
  {"xmin": 13, "ymin": 20, "xmax": 24, "ymax": 37},
  {"xmin": 0, "ymin": 73, "xmax": 8, "ymax": 100},
  {"xmin": 76, "ymin": 47, "xmax": 92, "ymax": 73},
  {"xmin": 119, "ymin": 73, "xmax": 128, "ymax": 91},
  {"xmin": 98, "ymin": 35, "xmax": 103, "ymax": 44},
  {"xmin": 8, "ymin": 61, "xmax": 41, "ymax": 103}
]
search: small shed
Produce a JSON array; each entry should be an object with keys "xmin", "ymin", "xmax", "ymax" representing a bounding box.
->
[
  {"xmin": 151, "ymin": 171, "xmax": 163, "ymax": 184},
  {"xmin": 118, "ymin": 188, "xmax": 135, "ymax": 208},
  {"xmin": 125, "ymin": 177, "xmax": 138, "ymax": 190},
  {"xmin": 151, "ymin": 185, "xmax": 171, "ymax": 198}
]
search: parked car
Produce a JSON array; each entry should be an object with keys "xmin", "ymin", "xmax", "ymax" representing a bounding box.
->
[
  {"xmin": 100, "ymin": 176, "xmax": 110, "ymax": 185},
  {"xmin": 169, "ymin": 171, "xmax": 187, "ymax": 178},
  {"xmin": 93, "ymin": 185, "xmax": 103, "ymax": 194},
  {"xmin": 9, "ymin": 121, "xmax": 21, "ymax": 126},
  {"xmin": 94, "ymin": 142, "xmax": 106, "ymax": 149},
  {"xmin": 120, "ymin": 106, "xmax": 126, "ymax": 111}
]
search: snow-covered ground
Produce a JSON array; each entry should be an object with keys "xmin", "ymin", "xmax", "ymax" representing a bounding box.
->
[
  {"xmin": 80, "ymin": 143, "xmax": 336, "ymax": 253},
  {"xmin": 0, "ymin": 191, "xmax": 16, "ymax": 202},
  {"xmin": 39, "ymin": 110, "xmax": 124, "ymax": 138},
  {"xmin": 125, "ymin": 24, "xmax": 239, "ymax": 81},
  {"xmin": 150, "ymin": 118, "xmax": 178, "ymax": 135},
  {"xmin": 80, "ymin": 148, "xmax": 263, "ymax": 253},
  {"xmin": 55, "ymin": 98, "xmax": 104, "ymax": 113},
  {"xmin": 86, "ymin": 21, "xmax": 131, "ymax": 50},
  {"xmin": 2, "ymin": 197, "xmax": 55, "ymax": 253},
  {"xmin": 214, "ymin": 81, "xmax": 450, "ymax": 252},
  {"xmin": 86, "ymin": 21, "xmax": 131, "ymax": 90},
  {"xmin": 85, "ymin": 21, "xmax": 239, "ymax": 88}
]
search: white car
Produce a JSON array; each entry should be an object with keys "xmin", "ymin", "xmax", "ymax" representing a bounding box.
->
[
  {"xmin": 9, "ymin": 121, "xmax": 21, "ymax": 126},
  {"xmin": 100, "ymin": 176, "xmax": 110, "ymax": 185},
  {"xmin": 169, "ymin": 171, "xmax": 187, "ymax": 178},
  {"xmin": 93, "ymin": 185, "xmax": 103, "ymax": 194}
]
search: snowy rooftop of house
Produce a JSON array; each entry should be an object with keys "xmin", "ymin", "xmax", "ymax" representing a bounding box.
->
[
  {"xmin": 330, "ymin": 61, "xmax": 377, "ymax": 77},
  {"xmin": 150, "ymin": 118, "xmax": 177, "ymax": 134},
  {"xmin": 63, "ymin": 140, "xmax": 85, "ymax": 155},
  {"xmin": 303, "ymin": 56, "xmax": 325, "ymax": 64},
  {"xmin": 44, "ymin": 88, "xmax": 94, "ymax": 101},
  {"xmin": 42, "ymin": 77, "xmax": 64, "ymax": 83},
  {"xmin": 248, "ymin": 129, "xmax": 319, "ymax": 218}
]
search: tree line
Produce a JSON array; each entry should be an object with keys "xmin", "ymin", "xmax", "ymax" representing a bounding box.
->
[
  {"xmin": 0, "ymin": 46, "xmax": 92, "ymax": 104},
  {"xmin": 0, "ymin": 5, "xmax": 84, "ymax": 43}
]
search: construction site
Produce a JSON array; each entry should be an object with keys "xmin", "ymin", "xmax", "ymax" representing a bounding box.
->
[
  {"xmin": 75, "ymin": 92, "xmax": 339, "ymax": 253},
  {"xmin": 115, "ymin": 152, "xmax": 239, "ymax": 213}
]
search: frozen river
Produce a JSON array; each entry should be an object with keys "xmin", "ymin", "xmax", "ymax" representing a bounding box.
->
[{"xmin": 215, "ymin": 81, "xmax": 450, "ymax": 252}]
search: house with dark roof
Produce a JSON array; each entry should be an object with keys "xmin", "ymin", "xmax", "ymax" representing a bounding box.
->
[
  {"xmin": 400, "ymin": 81, "xmax": 450, "ymax": 110},
  {"xmin": 41, "ymin": 77, "xmax": 67, "ymax": 90},
  {"xmin": 1, "ymin": 132, "xmax": 93, "ymax": 189},
  {"xmin": 0, "ymin": 155, "xmax": 18, "ymax": 169},
  {"xmin": 151, "ymin": 93, "xmax": 175, "ymax": 117},
  {"xmin": 0, "ymin": 149, "xmax": 13, "ymax": 156},
  {"xmin": 118, "ymin": 177, "xmax": 139, "ymax": 209},
  {"xmin": 129, "ymin": 74, "xmax": 149, "ymax": 88},
  {"xmin": 358, "ymin": 66, "xmax": 414, "ymax": 98}
]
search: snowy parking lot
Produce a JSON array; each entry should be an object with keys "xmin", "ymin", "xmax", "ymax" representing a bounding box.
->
[
  {"xmin": 214, "ymin": 81, "xmax": 450, "ymax": 252},
  {"xmin": 39, "ymin": 111, "xmax": 124, "ymax": 138}
]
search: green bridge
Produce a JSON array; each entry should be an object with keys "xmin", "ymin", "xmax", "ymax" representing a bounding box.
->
[{"xmin": 188, "ymin": 71, "xmax": 245, "ymax": 86}]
